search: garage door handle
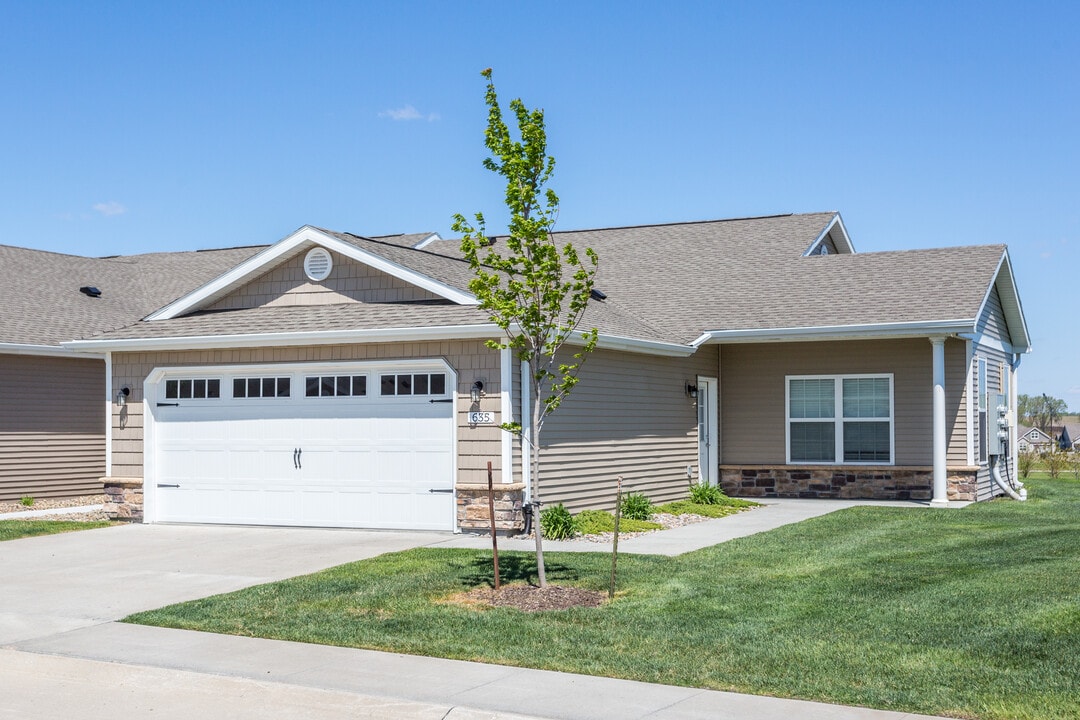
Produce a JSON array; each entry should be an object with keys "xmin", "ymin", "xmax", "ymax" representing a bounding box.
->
[
  {"xmin": 297, "ymin": 448, "xmax": 302, "ymax": 469},
  {"xmin": 429, "ymin": 488, "xmax": 453, "ymax": 493},
  {"xmin": 157, "ymin": 483, "xmax": 180, "ymax": 488},
  {"xmin": 293, "ymin": 448, "xmax": 299, "ymax": 469}
]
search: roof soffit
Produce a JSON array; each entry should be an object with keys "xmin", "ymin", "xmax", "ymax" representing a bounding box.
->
[{"xmin": 144, "ymin": 227, "xmax": 478, "ymax": 321}]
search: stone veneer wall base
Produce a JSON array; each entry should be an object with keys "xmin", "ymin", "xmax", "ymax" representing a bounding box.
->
[
  {"xmin": 719, "ymin": 466, "xmax": 980, "ymax": 502},
  {"xmin": 102, "ymin": 477, "xmax": 144, "ymax": 521},
  {"xmin": 456, "ymin": 482, "xmax": 525, "ymax": 534}
]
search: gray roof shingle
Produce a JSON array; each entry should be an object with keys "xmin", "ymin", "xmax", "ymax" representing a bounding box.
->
[{"xmin": 4, "ymin": 212, "xmax": 1012, "ymax": 349}]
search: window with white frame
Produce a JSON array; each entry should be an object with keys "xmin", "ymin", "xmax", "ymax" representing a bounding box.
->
[{"xmin": 787, "ymin": 375, "xmax": 894, "ymax": 464}]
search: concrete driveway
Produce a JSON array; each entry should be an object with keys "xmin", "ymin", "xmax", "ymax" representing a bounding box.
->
[{"xmin": 0, "ymin": 523, "xmax": 449, "ymax": 645}]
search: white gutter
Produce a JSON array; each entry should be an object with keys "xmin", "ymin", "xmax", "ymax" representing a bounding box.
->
[
  {"xmin": 61, "ymin": 323, "xmax": 502, "ymax": 353},
  {"xmin": 590, "ymin": 332, "xmax": 694, "ymax": 357},
  {"xmin": 0, "ymin": 342, "xmax": 104, "ymax": 360},
  {"xmin": 692, "ymin": 319, "xmax": 976, "ymax": 346}
]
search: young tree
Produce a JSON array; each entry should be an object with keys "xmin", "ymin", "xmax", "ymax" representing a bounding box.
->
[{"xmin": 452, "ymin": 69, "xmax": 598, "ymax": 588}]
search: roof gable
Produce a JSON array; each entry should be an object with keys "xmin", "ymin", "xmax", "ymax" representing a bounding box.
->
[
  {"xmin": 145, "ymin": 227, "xmax": 477, "ymax": 320},
  {"xmin": 973, "ymin": 249, "xmax": 1030, "ymax": 353},
  {"xmin": 205, "ymin": 248, "xmax": 443, "ymax": 311}
]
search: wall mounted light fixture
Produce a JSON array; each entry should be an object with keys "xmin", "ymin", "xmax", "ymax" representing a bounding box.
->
[
  {"xmin": 685, "ymin": 383, "xmax": 698, "ymax": 399},
  {"xmin": 471, "ymin": 380, "xmax": 484, "ymax": 403},
  {"xmin": 116, "ymin": 386, "xmax": 131, "ymax": 407}
]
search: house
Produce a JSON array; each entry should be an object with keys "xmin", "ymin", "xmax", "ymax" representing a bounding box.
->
[
  {"xmin": 0, "ymin": 244, "xmax": 262, "ymax": 501},
  {"xmin": 1017, "ymin": 425, "xmax": 1055, "ymax": 452},
  {"xmin": 1056, "ymin": 423, "xmax": 1079, "ymax": 452},
  {"xmin": 6, "ymin": 212, "xmax": 1030, "ymax": 531}
]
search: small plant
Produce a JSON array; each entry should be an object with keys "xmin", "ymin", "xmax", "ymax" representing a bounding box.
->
[
  {"xmin": 539, "ymin": 503, "xmax": 576, "ymax": 540},
  {"xmin": 688, "ymin": 481, "xmax": 725, "ymax": 505},
  {"xmin": 1018, "ymin": 450, "xmax": 1037, "ymax": 479},
  {"xmin": 1042, "ymin": 450, "xmax": 1066, "ymax": 479},
  {"xmin": 620, "ymin": 492, "xmax": 653, "ymax": 521},
  {"xmin": 574, "ymin": 509, "xmax": 661, "ymax": 534},
  {"xmin": 20, "ymin": 496, "xmax": 34, "ymax": 507},
  {"xmin": 1068, "ymin": 453, "xmax": 1080, "ymax": 481}
]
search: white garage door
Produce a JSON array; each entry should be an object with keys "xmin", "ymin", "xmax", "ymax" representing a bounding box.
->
[{"xmin": 148, "ymin": 362, "xmax": 455, "ymax": 530}]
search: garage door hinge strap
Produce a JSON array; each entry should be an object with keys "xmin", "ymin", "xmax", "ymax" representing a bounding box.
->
[
  {"xmin": 429, "ymin": 399, "xmax": 453, "ymax": 403},
  {"xmin": 429, "ymin": 488, "xmax": 453, "ymax": 493},
  {"xmin": 157, "ymin": 402, "xmax": 180, "ymax": 407},
  {"xmin": 157, "ymin": 484, "xmax": 180, "ymax": 488}
]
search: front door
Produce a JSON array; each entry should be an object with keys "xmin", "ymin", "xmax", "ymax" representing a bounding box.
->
[{"xmin": 697, "ymin": 376, "xmax": 719, "ymax": 484}]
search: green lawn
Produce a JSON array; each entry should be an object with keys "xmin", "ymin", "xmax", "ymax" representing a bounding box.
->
[
  {"xmin": 126, "ymin": 474, "xmax": 1080, "ymax": 720},
  {"xmin": 0, "ymin": 519, "xmax": 112, "ymax": 541}
]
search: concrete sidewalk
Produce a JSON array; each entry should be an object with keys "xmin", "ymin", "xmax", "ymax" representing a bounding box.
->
[
  {"xmin": 1, "ymin": 498, "xmax": 952, "ymax": 720},
  {"xmin": 438, "ymin": 497, "xmax": 931, "ymax": 556},
  {"xmin": 12, "ymin": 623, "xmax": 946, "ymax": 720}
]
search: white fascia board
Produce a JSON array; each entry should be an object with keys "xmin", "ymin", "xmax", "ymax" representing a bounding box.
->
[
  {"xmin": 61, "ymin": 323, "xmax": 501, "ymax": 353},
  {"xmin": 593, "ymin": 332, "xmax": 695, "ymax": 357},
  {"xmin": 413, "ymin": 232, "xmax": 444, "ymax": 249},
  {"xmin": 146, "ymin": 227, "xmax": 476, "ymax": 321},
  {"xmin": 0, "ymin": 342, "xmax": 104, "ymax": 360},
  {"xmin": 974, "ymin": 250, "xmax": 1031, "ymax": 354},
  {"xmin": 693, "ymin": 319, "xmax": 976, "ymax": 346},
  {"xmin": 804, "ymin": 212, "xmax": 856, "ymax": 256}
]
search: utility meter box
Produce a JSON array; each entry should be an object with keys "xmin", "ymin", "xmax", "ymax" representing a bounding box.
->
[{"xmin": 987, "ymin": 393, "xmax": 1009, "ymax": 457}]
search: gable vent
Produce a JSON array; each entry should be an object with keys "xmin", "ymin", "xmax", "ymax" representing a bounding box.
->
[{"xmin": 303, "ymin": 247, "xmax": 333, "ymax": 281}]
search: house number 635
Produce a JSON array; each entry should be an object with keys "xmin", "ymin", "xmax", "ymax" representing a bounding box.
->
[{"xmin": 468, "ymin": 411, "xmax": 495, "ymax": 425}]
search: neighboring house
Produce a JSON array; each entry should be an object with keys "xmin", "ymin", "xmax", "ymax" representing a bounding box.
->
[
  {"xmin": 1057, "ymin": 423, "xmax": 1079, "ymax": 452},
  {"xmin": 1017, "ymin": 425, "xmax": 1054, "ymax": 453},
  {"xmin": 6, "ymin": 212, "xmax": 1031, "ymax": 530},
  {"xmin": 0, "ymin": 244, "xmax": 264, "ymax": 501}
]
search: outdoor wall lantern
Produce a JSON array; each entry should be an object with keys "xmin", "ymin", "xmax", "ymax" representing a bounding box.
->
[
  {"xmin": 471, "ymin": 380, "xmax": 484, "ymax": 403},
  {"xmin": 685, "ymin": 383, "xmax": 698, "ymax": 399},
  {"xmin": 116, "ymin": 386, "xmax": 131, "ymax": 407}
]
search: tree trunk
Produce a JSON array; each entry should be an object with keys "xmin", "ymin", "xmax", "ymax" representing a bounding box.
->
[{"xmin": 531, "ymin": 375, "xmax": 547, "ymax": 588}]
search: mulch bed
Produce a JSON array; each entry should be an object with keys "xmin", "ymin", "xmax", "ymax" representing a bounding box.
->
[{"xmin": 447, "ymin": 584, "xmax": 607, "ymax": 612}]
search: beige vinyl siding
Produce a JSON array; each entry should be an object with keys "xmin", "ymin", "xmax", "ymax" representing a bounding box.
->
[
  {"xmin": 946, "ymin": 340, "xmax": 969, "ymax": 465},
  {"xmin": 206, "ymin": 250, "xmax": 441, "ymax": 311},
  {"xmin": 720, "ymin": 339, "xmax": 968, "ymax": 466},
  {"xmin": 0, "ymin": 354, "xmax": 105, "ymax": 500},
  {"xmin": 976, "ymin": 286, "xmax": 1008, "ymax": 342},
  {"xmin": 973, "ymin": 286, "xmax": 1015, "ymax": 500},
  {"xmin": 537, "ymin": 346, "xmax": 719, "ymax": 512},
  {"xmin": 110, "ymin": 340, "xmax": 504, "ymax": 484}
]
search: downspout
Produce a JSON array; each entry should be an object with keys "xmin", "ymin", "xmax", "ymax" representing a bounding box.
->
[
  {"xmin": 104, "ymin": 351, "xmax": 113, "ymax": 478},
  {"xmin": 991, "ymin": 352, "xmax": 1027, "ymax": 501}
]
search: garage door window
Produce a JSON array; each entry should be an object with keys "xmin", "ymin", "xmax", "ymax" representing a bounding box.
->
[
  {"xmin": 381, "ymin": 372, "xmax": 446, "ymax": 396},
  {"xmin": 305, "ymin": 375, "xmax": 367, "ymax": 397},
  {"xmin": 165, "ymin": 378, "xmax": 221, "ymax": 400},
  {"xmin": 233, "ymin": 377, "xmax": 291, "ymax": 398}
]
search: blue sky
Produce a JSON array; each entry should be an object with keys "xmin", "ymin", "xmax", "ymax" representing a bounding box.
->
[{"xmin": 2, "ymin": 1, "xmax": 1077, "ymax": 406}]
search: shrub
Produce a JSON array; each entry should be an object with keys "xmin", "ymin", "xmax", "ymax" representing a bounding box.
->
[
  {"xmin": 1069, "ymin": 453, "xmax": 1080, "ymax": 481},
  {"xmin": 620, "ymin": 492, "xmax": 653, "ymax": 521},
  {"xmin": 1018, "ymin": 450, "xmax": 1037, "ymax": 479},
  {"xmin": 19, "ymin": 496, "xmax": 34, "ymax": 507},
  {"xmin": 1042, "ymin": 451, "xmax": 1066, "ymax": 479},
  {"xmin": 539, "ymin": 503, "xmax": 576, "ymax": 540},
  {"xmin": 688, "ymin": 481, "xmax": 724, "ymax": 505}
]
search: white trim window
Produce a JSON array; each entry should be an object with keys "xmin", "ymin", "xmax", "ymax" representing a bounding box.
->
[{"xmin": 786, "ymin": 374, "xmax": 894, "ymax": 464}]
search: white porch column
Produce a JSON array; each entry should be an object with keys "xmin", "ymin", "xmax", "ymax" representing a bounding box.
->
[{"xmin": 930, "ymin": 337, "xmax": 949, "ymax": 507}]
